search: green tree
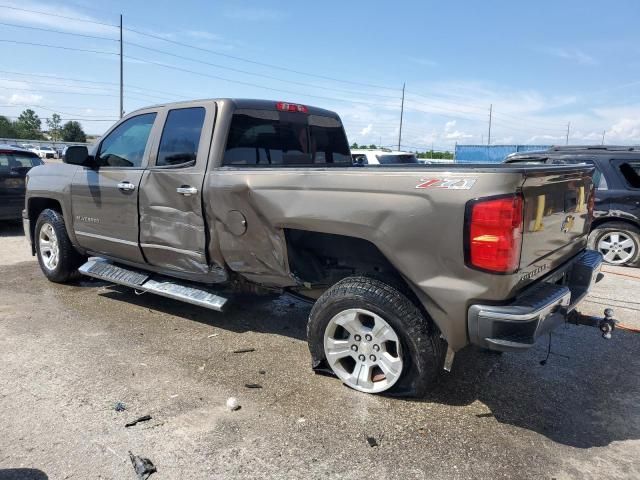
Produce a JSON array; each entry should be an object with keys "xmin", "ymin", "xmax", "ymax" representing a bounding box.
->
[
  {"xmin": 350, "ymin": 142, "xmax": 359, "ymax": 149},
  {"xmin": 368, "ymin": 144, "xmax": 377, "ymax": 149},
  {"xmin": 46, "ymin": 113, "xmax": 62, "ymax": 141},
  {"xmin": 0, "ymin": 115, "xmax": 17, "ymax": 138},
  {"xmin": 61, "ymin": 121, "xmax": 87, "ymax": 142},
  {"xmin": 15, "ymin": 109, "xmax": 43, "ymax": 139}
]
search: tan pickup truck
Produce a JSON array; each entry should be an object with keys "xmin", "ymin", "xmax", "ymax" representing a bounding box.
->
[{"xmin": 23, "ymin": 98, "xmax": 608, "ymax": 396}]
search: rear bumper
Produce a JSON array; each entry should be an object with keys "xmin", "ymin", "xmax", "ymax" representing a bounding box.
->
[{"xmin": 468, "ymin": 250, "xmax": 603, "ymax": 352}]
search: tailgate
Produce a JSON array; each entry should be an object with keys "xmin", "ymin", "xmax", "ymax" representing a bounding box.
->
[{"xmin": 519, "ymin": 166, "xmax": 594, "ymax": 274}]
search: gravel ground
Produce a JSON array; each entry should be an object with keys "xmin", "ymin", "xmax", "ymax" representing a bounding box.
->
[{"xmin": 0, "ymin": 222, "xmax": 638, "ymax": 480}]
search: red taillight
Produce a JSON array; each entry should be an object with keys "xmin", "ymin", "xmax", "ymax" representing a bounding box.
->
[
  {"xmin": 276, "ymin": 102, "xmax": 308, "ymax": 113},
  {"xmin": 466, "ymin": 194, "xmax": 524, "ymax": 273}
]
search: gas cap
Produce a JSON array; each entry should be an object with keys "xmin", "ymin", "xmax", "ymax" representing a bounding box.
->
[{"xmin": 226, "ymin": 210, "xmax": 247, "ymax": 236}]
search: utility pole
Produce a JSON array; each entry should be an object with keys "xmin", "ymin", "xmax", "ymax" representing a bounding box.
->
[
  {"xmin": 398, "ymin": 82, "xmax": 405, "ymax": 151},
  {"xmin": 601, "ymin": 130, "xmax": 606, "ymax": 145},
  {"xmin": 487, "ymin": 104, "xmax": 492, "ymax": 146},
  {"xmin": 565, "ymin": 121, "xmax": 571, "ymax": 145},
  {"xmin": 119, "ymin": 14, "xmax": 124, "ymax": 118}
]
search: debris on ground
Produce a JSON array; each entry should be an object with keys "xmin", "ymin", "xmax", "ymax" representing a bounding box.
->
[
  {"xmin": 233, "ymin": 348, "xmax": 255, "ymax": 354},
  {"xmin": 244, "ymin": 383, "xmax": 262, "ymax": 389},
  {"xmin": 114, "ymin": 401, "xmax": 126, "ymax": 412},
  {"xmin": 125, "ymin": 415, "xmax": 152, "ymax": 427},
  {"xmin": 226, "ymin": 397, "xmax": 241, "ymax": 411},
  {"xmin": 128, "ymin": 451, "xmax": 157, "ymax": 480},
  {"xmin": 207, "ymin": 333, "xmax": 219, "ymax": 338},
  {"xmin": 366, "ymin": 436, "xmax": 379, "ymax": 447},
  {"xmin": 258, "ymin": 370, "xmax": 266, "ymax": 375}
]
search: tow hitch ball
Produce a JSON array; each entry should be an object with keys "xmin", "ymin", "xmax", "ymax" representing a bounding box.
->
[{"xmin": 568, "ymin": 308, "xmax": 617, "ymax": 339}]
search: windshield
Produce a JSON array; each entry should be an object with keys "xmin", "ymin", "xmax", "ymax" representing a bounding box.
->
[{"xmin": 376, "ymin": 154, "xmax": 419, "ymax": 164}]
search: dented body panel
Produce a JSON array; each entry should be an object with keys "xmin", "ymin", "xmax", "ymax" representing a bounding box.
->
[{"xmin": 24, "ymin": 98, "xmax": 596, "ymax": 352}]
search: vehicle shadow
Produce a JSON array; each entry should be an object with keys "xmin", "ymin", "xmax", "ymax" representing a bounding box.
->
[
  {"xmin": 0, "ymin": 469, "xmax": 48, "ymax": 480},
  {"xmin": 95, "ymin": 283, "xmax": 310, "ymax": 341},
  {"xmin": 417, "ymin": 327, "xmax": 640, "ymax": 449},
  {"xmin": 87, "ymin": 281, "xmax": 638, "ymax": 449}
]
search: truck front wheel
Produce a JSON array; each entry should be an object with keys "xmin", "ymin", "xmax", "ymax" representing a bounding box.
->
[
  {"xmin": 307, "ymin": 276, "xmax": 445, "ymax": 396},
  {"xmin": 35, "ymin": 209, "xmax": 85, "ymax": 283}
]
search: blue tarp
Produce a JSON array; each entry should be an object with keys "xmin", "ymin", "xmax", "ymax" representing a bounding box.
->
[{"xmin": 455, "ymin": 145, "xmax": 551, "ymax": 163}]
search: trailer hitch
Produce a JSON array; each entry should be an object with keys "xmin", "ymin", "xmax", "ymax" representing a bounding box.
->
[{"xmin": 567, "ymin": 308, "xmax": 617, "ymax": 339}]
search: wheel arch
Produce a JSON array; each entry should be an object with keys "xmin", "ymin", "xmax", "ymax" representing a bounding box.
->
[
  {"xmin": 284, "ymin": 228, "xmax": 441, "ymax": 329},
  {"xmin": 27, "ymin": 198, "xmax": 65, "ymax": 254},
  {"xmin": 591, "ymin": 216, "xmax": 640, "ymax": 232}
]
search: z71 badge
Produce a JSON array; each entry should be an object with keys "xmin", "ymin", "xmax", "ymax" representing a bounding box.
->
[{"xmin": 415, "ymin": 178, "xmax": 477, "ymax": 190}]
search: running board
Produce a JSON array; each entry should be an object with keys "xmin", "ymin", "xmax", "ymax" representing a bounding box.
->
[{"xmin": 78, "ymin": 259, "xmax": 228, "ymax": 312}]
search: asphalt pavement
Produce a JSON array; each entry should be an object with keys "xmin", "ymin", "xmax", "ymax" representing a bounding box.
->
[{"xmin": 0, "ymin": 222, "xmax": 638, "ymax": 479}]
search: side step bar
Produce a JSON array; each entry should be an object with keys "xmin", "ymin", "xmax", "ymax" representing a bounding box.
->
[{"xmin": 78, "ymin": 259, "xmax": 228, "ymax": 312}]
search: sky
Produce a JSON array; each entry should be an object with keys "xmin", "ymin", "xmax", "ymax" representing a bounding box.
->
[{"xmin": 1, "ymin": 0, "xmax": 640, "ymax": 150}]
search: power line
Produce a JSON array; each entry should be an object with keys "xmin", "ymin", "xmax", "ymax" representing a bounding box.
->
[
  {"xmin": 0, "ymin": 21, "xmax": 118, "ymax": 41},
  {"xmin": 0, "ymin": 69, "xmax": 192, "ymax": 99},
  {"xmin": 0, "ymin": 39, "xmax": 117, "ymax": 56},
  {"xmin": 123, "ymin": 26, "xmax": 399, "ymax": 93},
  {"xmin": 0, "ymin": 104, "xmax": 118, "ymax": 119},
  {"xmin": 0, "ymin": 4, "xmax": 119, "ymax": 27},
  {"xmin": 125, "ymin": 40, "xmax": 401, "ymax": 101},
  {"xmin": 123, "ymin": 54, "xmax": 400, "ymax": 108}
]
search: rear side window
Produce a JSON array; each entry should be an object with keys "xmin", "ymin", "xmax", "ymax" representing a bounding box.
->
[
  {"xmin": 619, "ymin": 161, "xmax": 640, "ymax": 188},
  {"xmin": 156, "ymin": 107, "xmax": 206, "ymax": 167},
  {"xmin": 223, "ymin": 109, "xmax": 351, "ymax": 166},
  {"xmin": 0, "ymin": 152, "xmax": 42, "ymax": 172}
]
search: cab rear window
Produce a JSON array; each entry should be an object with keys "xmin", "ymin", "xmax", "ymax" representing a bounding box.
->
[{"xmin": 223, "ymin": 109, "xmax": 351, "ymax": 166}]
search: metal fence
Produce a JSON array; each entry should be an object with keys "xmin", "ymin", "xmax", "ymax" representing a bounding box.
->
[
  {"xmin": 455, "ymin": 144, "xmax": 551, "ymax": 163},
  {"xmin": 0, "ymin": 138, "xmax": 91, "ymax": 148}
]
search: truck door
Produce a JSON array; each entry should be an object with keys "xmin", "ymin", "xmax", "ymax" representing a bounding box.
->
[
  {"xmin": 71, "ymin": 111, "xmax": 159, "ymax": 263},
  {"xmin": 138, "ymin": 104, "xmax": 214, "ymax": 275}
]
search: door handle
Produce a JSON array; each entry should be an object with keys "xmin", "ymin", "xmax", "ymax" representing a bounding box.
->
[
  {"xmin": 117, "ymin": 181, "xmax": 136, "ymax": 192},
  {"xmin": 176, "ymin": 185, "xmax": 198, "ymax": 196}
]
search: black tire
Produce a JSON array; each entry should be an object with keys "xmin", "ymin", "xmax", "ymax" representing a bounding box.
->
[
  {"xmin": 307, "ymin": 276, "xmax": 446, "ymax": 397},
  {"xmin": 34, "ymin": 209, "xmax": 85, "ymax": 283},
  {"xmin": 588, "ymin": 222, "xmax": 640, "ymax": 267}
]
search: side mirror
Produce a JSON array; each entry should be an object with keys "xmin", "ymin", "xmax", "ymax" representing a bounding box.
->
[{"xmin": 64, "ymin": 146, "xmax": 95, "ymax": 168}]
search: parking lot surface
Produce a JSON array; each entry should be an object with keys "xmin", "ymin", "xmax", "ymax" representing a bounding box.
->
[{"xmin": 0, "ymin": 222, "xmax": 638, "ymax": 479}]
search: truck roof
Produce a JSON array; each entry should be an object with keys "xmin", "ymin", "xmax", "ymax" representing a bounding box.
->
[{"xmin": 126, "ymin": 98, "xmax": 341, "ymax": 120}]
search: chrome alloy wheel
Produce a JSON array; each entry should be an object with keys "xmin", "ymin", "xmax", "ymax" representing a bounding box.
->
[
  {"xmin": 324, "ymin": 308, "xmax": 403, "ymax": 393},
  {"xmin": 39, "ymin": 222, "xmax": 60, "ymax": 271},
  {"xmin": 597, "ymin": 231, "xmax": 636, "ymax": 265}
]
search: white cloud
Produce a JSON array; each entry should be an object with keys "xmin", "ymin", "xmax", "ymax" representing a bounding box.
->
[
  {"xmin": 0, "ymin": 0, "xmax": 117, "ymax": 35},
  {"xmin": 539, "ymin": 47, "xmax": 598, "ymax": 66},
  {"xmin": 8, "ymin": 93, "xmax": 43, "ymax": 104},
  {"xmin": 407, "ymin": 56, "xmax": 437, "ymax": 68},
  {"xmin": 360, "ymin": 124, "xmax": 373, "ymax": 136},
  {"xmin": 186, "ymin": 30, "xmax": 223, "ymax": 41}
]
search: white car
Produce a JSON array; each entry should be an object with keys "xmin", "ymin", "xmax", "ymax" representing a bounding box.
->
[
  {"xmin": 351, "ymin": 149, "xmax": 420, "ymax": 165},
  {"xmin": 30, "ymin": 145, "xmax": 57, "ymax": 159}
]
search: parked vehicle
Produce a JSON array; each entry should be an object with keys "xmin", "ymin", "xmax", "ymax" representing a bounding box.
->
[
  {"xmin": 505, "ymin": 145, "xmax": 640, "ymax": 266},
  {"xmin": 54, "ymin": 144, "xmax": 67, "ymax": 159},
  {"xmin": 24, "ymin": 99, "xmax": 606, "ymax": 396},
  {"xmin": 0, "ymin": 145, "xmax": 43, "ymax": 221},
  {"xmin": 351, "ymin": 149, "xmax": 420, "ymax": 165},
  {"xmin": 30, "ymin": 145, "xmax": 57, "ymax": 160}
]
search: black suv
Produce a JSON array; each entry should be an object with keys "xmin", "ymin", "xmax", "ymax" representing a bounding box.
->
[
  {"xmin": 505, "ymin": 145, "xmax": 640, "ymax": 267},
  {"xmin": 0, "ymin": 145, "xmax": 43, "ymax": 221}
]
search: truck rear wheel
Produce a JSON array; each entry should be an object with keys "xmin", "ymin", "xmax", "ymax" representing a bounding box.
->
[
  {"xmin": 35, "ymin": 209, "xmax": 85, "ymax": 283},
  {"xmin": 588, "ymin": 222, "xmax": 640, "ymax": 266},
  {"xmin": 307, "ymin": 276, "xmax": 445, "ymax": 396}
]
